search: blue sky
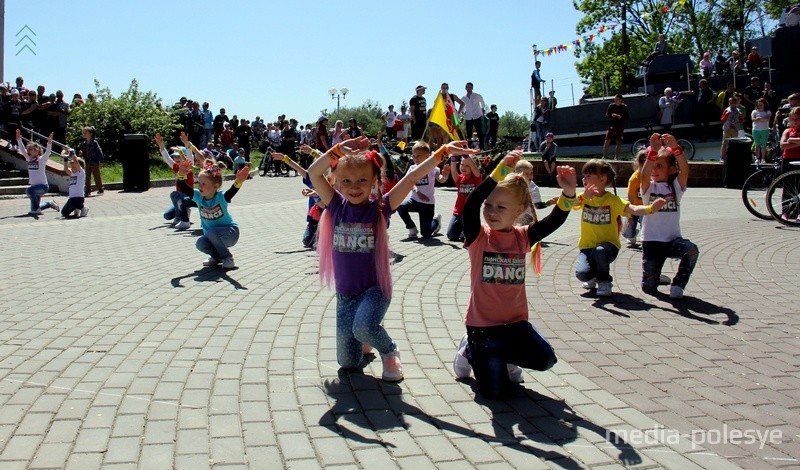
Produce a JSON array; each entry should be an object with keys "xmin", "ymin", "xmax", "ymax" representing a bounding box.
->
[{"xmin": 5, "ymin": 1, "xmax": 588, "ymax": 124}]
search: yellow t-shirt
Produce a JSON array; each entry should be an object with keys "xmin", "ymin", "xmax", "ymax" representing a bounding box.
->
[
  {"xmin": 627, "ymin": 170, "xmax": 643, "ymax": 205},
  {"xmin": 575, "ymin": 191, "xmax": 630, "ymax": 249}
]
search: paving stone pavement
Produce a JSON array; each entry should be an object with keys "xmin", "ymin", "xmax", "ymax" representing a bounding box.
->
[{"xmin": 0, "ymin": 174, "xmax": 798, "ymax": 469}]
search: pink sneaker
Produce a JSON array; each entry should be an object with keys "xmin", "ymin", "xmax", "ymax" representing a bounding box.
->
[{"xmin": 381, "ymin": 350, "xmax": 403, "ymax": 381}]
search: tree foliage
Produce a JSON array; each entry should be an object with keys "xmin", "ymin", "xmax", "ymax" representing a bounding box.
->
[
  {"xmin": 498, "ymin": 111, "xmax": 530, "ymax": 139},
  {"xmin": 320, "ymin": 99, "xmax": 387, "ymax": 136},
  {"xmin": 68, "ymin": 79, "xmax": 178, "ymax": 161},
  {"xmin": 572, "ymin": 0, "xmax": 787, "ymax": 95}
]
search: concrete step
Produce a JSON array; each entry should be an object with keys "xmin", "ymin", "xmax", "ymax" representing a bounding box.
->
[
  {"xmin": 0, "ymin": 177, "xmax": 28, "ymax": 187},
  {"xmin": 0, "ymin": 185, "xmax": 33, "ymax": 196}
]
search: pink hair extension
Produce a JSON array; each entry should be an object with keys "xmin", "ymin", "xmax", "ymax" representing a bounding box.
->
[{"xmin": 316, "ymin": 209, "xmax": 335, "ymax": 290}]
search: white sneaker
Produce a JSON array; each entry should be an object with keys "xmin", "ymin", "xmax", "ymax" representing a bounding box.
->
[
  {"xmin": 432, "ymin": 214, "xmax": 442, "ymax": 235},
  {"xmin": 407, "ymin": 227, "xmax": 418, "ymax": 238},
  {"xmin": 221, "ymin": 257, "xmax": 236, "ymax": 270},
  {"xmin": 49, "ymin": 200, "xmax": 59, "ymax": 211},
  {"xmin": 659, "ymin": 274, "xmax": 671, "ymax": 285},
  {"xmin": 203, "ymin": 257, "xmax": 220, "ymax": 267},
  {"xmin": 507, "ymin": 364, "xmax": 524, "ymax": 383},
  {"xmin": 170, "ymin": 217, "xmax": 180, "ymax": 226},
  {"xmin": 381, "ymin": 349, "xmax": 403, "ymax": 381},
  {"xmin": 79, "ymin": 207, "xmax": 89, "ymax": 217},
  {"xmin": 72, "ymin": 209, "xmax": 80, "ymax": 217},
  {"xmin": 596, "ymin": 281, "xmax": 613, "ymax": 297},
  {"xmin": 581, "ymin": 279, "xmax": 597, "ymax": 289},
  {"xmin": 453, "ymin": 334, "xmax": 472, "ymax": 378},
  {"xmin": 669, "ymin": 285, "xmax": 684, "ymax": 299},
  {"xmin": 176, "ymin": 220, "xmax": 191, "ymax": 230}
]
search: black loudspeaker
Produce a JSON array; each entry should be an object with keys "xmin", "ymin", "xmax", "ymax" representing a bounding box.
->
[
  {"xmin": 724, "ymin": 137, "xmax": 753, "ymax": 189},
  {"xmin": 122, "ymin": 134, "xmax": 150, "ymax": 191}
]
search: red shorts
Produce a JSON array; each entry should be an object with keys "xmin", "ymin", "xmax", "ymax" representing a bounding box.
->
[{"xmin": 605, "ymin": 126, "xmax": 624, "ymax": 142}]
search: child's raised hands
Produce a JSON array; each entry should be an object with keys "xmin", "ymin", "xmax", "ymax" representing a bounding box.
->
[
  {"xmin": 650, "ymin": 197, "xmax": 668, "ymax": 212},
  {"xmin": 500, "ymin": 149, "xmax": 523, "ymax": 168},
  {"xmin": 555, "ymin": 165, "xmax": 578, "ymax": 196},
  {"xmin": 47, "ymin": 132, "xmax": 53, "ymax": 145},
  {"xmin": 661, "ymin": 133, "xmax": 679, "ymax": 150},
  {"xmin": 178, "ymin": 157, "xmax": 193, "ymax": 175},
  {"xmin": 154, "ymin": 132, "xmax": 165, "ymax": 149},
  {"xmin": 179, "ymin": 131, "xmax": 190, "ymax": 146},
  {"xmin": 235, "ymin": 163, "xmax": 250, "ymax": 183},
  {"xmin": 15, "ymin": 128, "xmax": 20, "ymax": 140},
  {"xmin": 649, "ymin": 133, "xmax": 662, "ymax": 152},
  {"xmin": 299, "ymin": 144, "xmax": 312, "ymax": 155},
  {"xmin": 272, "ymin": 152, "xmax": 286, "ymax": 160},
  {"xmin": 339, "ymin": 136, "xmax": 371, "ymax": 155},
  {"xmin": 444, "ymin": 140, "xmax": 480, "ymax": 156}
]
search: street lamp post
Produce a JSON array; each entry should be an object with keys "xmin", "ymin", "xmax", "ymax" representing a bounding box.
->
[{"xmin": 328, "ymin": 87, "xmax": 349, "ymax": 113}]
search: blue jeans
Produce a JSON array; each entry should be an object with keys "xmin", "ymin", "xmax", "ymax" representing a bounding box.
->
[
  {"xmin": 26, "ymin": 184, "xmax": 50, "ymax": 212},
  {"xmin": 196, "ymin": 225, "xmax": 239, "ymax": 260},
  {"xmin": 163, "ymin": 191, "xmax": 194, "ymax": 223},
  {"xmin": 575, "ymin": 242, "xmax": 620, "ymax": 283},
  {"xmin": 396, "ymin": 198, "xmax": 438, "ymax": 237},
  {"xmin": 622, "ymin": 215, "xmax": 641, "ymax": 240},
  {"xmin": 641, "ymin": 238, "xmax": 699, "ymax": 292},
  {"xmin": 466, "ymin": 321, "xmax": 557, "ymax": 399},
  {"xmin": 446, "ymin": 214, "xmax": 464, "ymax": 241},
  {"xmin": 336, "ymin": 286, "xmax": 393, "ymax": 369},
  {"xmin": 61, "ymin": 197, "xmax": 85, "ymax": 217}
]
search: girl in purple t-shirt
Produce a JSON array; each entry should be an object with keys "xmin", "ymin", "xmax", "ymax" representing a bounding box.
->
[{"xmin": 309, "ymin": 137, "xmax": 478, "ymax": 382}]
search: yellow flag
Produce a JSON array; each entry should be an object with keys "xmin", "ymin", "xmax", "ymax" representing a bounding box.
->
[{"xmin": 429, "ymin": 93, "xmax": 460, "ymax": 141}]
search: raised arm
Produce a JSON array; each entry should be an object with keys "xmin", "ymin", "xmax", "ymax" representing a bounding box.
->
[
  {"xmin": 273, "ymin": 152, "xmax": 306, "ymax": 178},
  {"xmin": 662, "ymin": 134, "xmax": 689, "ymax": 190},
  {"xmin": 308, "ymin": 137, "xmax": 371, "ymax": 206},
  {"xmin": 640, "ymin": 133, "xmax": 661, "ymax": 195},
  {"xmin": 154, "ymin": 132, "xmax": 174, "ymax": 167}
]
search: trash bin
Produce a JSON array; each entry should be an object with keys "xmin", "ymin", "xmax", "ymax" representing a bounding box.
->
[
  {"xmin": 723, "ymin": 137, "xmax": 753, "ymax": 189},
  {"xmin": 122, "ymin": 134, "xmax": 150, "ymax": 191}
]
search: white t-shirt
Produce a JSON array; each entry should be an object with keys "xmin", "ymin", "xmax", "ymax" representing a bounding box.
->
[
  {"xmin": 385, "ymin": 111, "xmax": 397, "ymax": 127},
  {"xmin": 68, "ymin": 168, "xmax": 86, "ymax": 198},
  {"xmin": 641, "ymin": 179, "xmax": 684, "ymax": 242},
  {"xmin": 408, "ymin": 164, "xmax": 440, "ymax": 205},
  {"xmin": 751, "ymin": 110, "xmax": 771, "ymax": 131}
]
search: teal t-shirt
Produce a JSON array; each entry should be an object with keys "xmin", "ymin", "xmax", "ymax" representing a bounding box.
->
[{"xmin": 192, "ymin": 190, "xmax": 236, "ymax": 233}]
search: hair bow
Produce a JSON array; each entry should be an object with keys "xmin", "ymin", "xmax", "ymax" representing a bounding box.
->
[
  {"xmin": 204, "ymin": 162, "xmax": 221, "ymax": 176},
  {"xmin": 365, "ymin": 150, "xmax": 381, "ymax": 170}
]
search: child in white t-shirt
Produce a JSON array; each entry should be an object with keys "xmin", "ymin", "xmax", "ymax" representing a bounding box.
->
[{"xmin": 395, "ymin": 140, "xmax": 450, "ymax": 239}]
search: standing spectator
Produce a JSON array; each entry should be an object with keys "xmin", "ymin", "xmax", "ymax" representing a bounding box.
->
[
  {"xmin": 80, "ymin": 126, "xmax": 104, "ymax": 196},
  {"xmin": 693, "ymin": 79, "xmax": 716, "ymax": 142},
  {"xmin": 699, "ymin": 52, "xmax": 712, "ymax": 79},
  {"xmin": 459, "ymin": 82, "xmax": 486, "ymax": 150},
  {"xmin": 384, "ymin": 105, "xmax": 397, "ymax": 139},
  {"xmin": 485, "ymin": 104, "xmax": 500, "ymax": 149},
  {"xmin": 188, "ymin": 101, "xmax": 204, "ymax": 145},
  {"xmin": 548, "ymin": 90, "xmax": 558, "ymax": 110},
  {"xmin": 71, "ymin": 93, "xmax": 84, "ymax": 109},
  {"xmin": 281, "ymin": 119, "xmax": 298, "ymax": 164},
  {"xmin": 201, "ymin": 102, "xmax": 213, "ymax": 148},
  {"xmin": 409, "ymin": 85, "xmax": 427, "ymax": 141},
  {"xmin": 12, "ymin": 76, "xmax": 28, "ymax": 96},
  {"xmin": 0, "ymin": 83, "xmax": 8, "ymax": 136},
  {"xmin": 763, "ymin": 81, "xmax": 779, "ymax": 126},
  {"xmin": 220, "ymin": 123, "xmax": 235, "ymax": 151},
  {"xmin": 35, "ymin": 85, "xmax": 52, "ymax": 136},
  {"xmin": 212, "ymin": 108, "xmax": 228, "ymax": 144},
  {"xmin": 658, "ymin": 87, "xmax": 681, "ymax": 133},
  {"xmin": 531, "ymin": 97, "xmax": 550, "ymax": 149},
  {"xmin": 396, "ymin": 105, "xmax": 411, "ymax": 142},
  {"xmin": 229, "ymin": 115, "xmax": 239, "ymax": 133},
  {"xmin": 314, "ymin": 116, "xmax": 329, "ymax": 152},
  {"xmin": 720, "ymin": 96, "xmax": 744, "ymax": 162},
  {"xmin": 531, "ymin": 60, "xmax": 543, "ymax": 103},
  {"xmin": 345, "ymin": 118, "xmax": 363, "ymax": 139},
  {"xmin": 20, "ymin": 90, "xmax": 39, "ymax": 131},
  {"xmin": 742, "ymin": 76, "xmax": 762, "ymax": 129},
  {"xmin": 746, "ymin": 46, "xmax": 761, "ymax": 74},
  {"xmin": 431, "ymin": 83, "xmax": 464, "ymax": 146},
  {"xmin": 49, "ymin": 90, "xmax": 70, "ymax": 145},
  {"xmin": 3, "ymin": 89, "xmax": 23, "ymax": 147},
  {"xmin": 236, "ymin": 119, "xmax": 252, "ymax": 160},
  {"xmin": 752, "ymin": 98, "xmax": 772, "ymax": 163},
  {"xmin": 728, "ymin": 50, "xmax": 741, "ymax": 76},
  {"xmin": 331, "ymin": 120, "xmax": 347, "ymax": 145},
  {"xmin": 603, "ymin": 94, "xmax": 629, "ymax": 159}
]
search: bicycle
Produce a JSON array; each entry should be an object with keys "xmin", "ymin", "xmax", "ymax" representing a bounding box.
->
[
  {"xmin": 630, "ymin": 124, "xmax": 695, "ymax": 160},
  {"xmin": 256, "ymin": 141, "xmax": 290, "ymax": 177},
  {"xmin": 766, "ymin": 163, "xmax": 800, "ymax": 227},
  {"xmin": 741, "ymin": 159, "xmax": 779, "ymax": 220}
]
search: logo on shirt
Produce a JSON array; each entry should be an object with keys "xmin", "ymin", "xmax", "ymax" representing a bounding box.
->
[
  {"xmin": 28, "ymin": 160, "xmax": 39, "ymax": 171},
  {"xmin": 481, "ymin": 251, "xmax": 526, "ymax": 284},
  {"xmin": 70, "ymin": 175, "xmax": 78, "ymax": 186},
  {"xmin": 648, "ymin": 192, "xmax": 678, "ymax": 212},
  {"xmin": 458, "ymin": 183, "xmax": 476, "ymax": 195},
  {"xmin": 416, "ymin": 175, "xmax": 430, "ymax": 186},
  {"xmin": 200, "ymin": 204, "xmax": 224, "ymax": 220},
  {"xmin": 333, "ymin": 222, "xmax": 375, "ymax": 253},
  {"xmin": 583, "ymin": 205, "xmax": 612, "ymax": 225}
]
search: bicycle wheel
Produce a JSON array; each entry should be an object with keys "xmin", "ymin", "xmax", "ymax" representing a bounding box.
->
[
  {"xmin": 741, "ymin": 168, "xmax": 775, "ymax": 220},
  {"xmin": 677, "ymin": 139, "xmax": 695, "ymax": 160},
  {"xmin": 766, "ymin": 170, "xmax": 800, "ymax": 226},
  {"xmin": 630, "ymin": 139, "xmax": 648, "ymax": 158},
  {"xmin": 258, "ymin": 150, "xmax": 271, "ymax": 176}
]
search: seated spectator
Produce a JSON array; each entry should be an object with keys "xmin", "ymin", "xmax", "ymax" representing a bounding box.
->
[{"xmin": 746, "ymin": 47, "xmax": 762, "ymax": 74}]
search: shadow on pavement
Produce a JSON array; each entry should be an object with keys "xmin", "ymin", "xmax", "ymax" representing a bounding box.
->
[
  {"xmin": 662, "ymin": 295, "xmax": 739, "ymax": 326},
  {"xmin": 589, "ymin": 293, "xmax": 659, "ymax": 318},
  {"xmin": 170, "ymin": 267, "xmax": 247, "ymax": 290},
  {"xmin": 320, "ymin": 369, "xmax": 640, "ymax": 467}
]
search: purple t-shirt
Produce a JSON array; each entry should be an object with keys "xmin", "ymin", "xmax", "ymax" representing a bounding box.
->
[{"xmin": 326, "ymin": 191, "xmax": 392, "ymax": 295}]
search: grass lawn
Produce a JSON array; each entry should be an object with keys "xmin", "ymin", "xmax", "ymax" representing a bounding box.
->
[{"xmin": 100, "ymin": 150, "xmax": 266, "ymax": 183}]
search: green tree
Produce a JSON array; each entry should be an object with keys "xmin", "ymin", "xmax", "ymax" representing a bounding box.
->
[
  {"xmin": 321, "ymin": 100, "xmax": 387, "ymax": 136},
  {"xmin": 498, "ymin": 111, "xmax": 530, "ymax": 140},
  {"xmin": 68, "ymin": 79, "xmax": 178, "ymax": 161},
  {"xmin": 572, "ymin": 0, "xmax": 780, "ymax": 95}
]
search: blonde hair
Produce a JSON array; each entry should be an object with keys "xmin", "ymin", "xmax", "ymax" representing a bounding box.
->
[
  {"xmin": 496, "ymin": 172, "xmax": 533, "ymax": 212},
  {"xmin": 199, "ymin": 159, "xmax": 227, "ymax": 187},
  {"xmin": 411, "ymin": 140, "xmax": 430, "ymax": 154},
  {"xmin": 515, "ymin": 160, "xmax": 533, "ymax": 172}
]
